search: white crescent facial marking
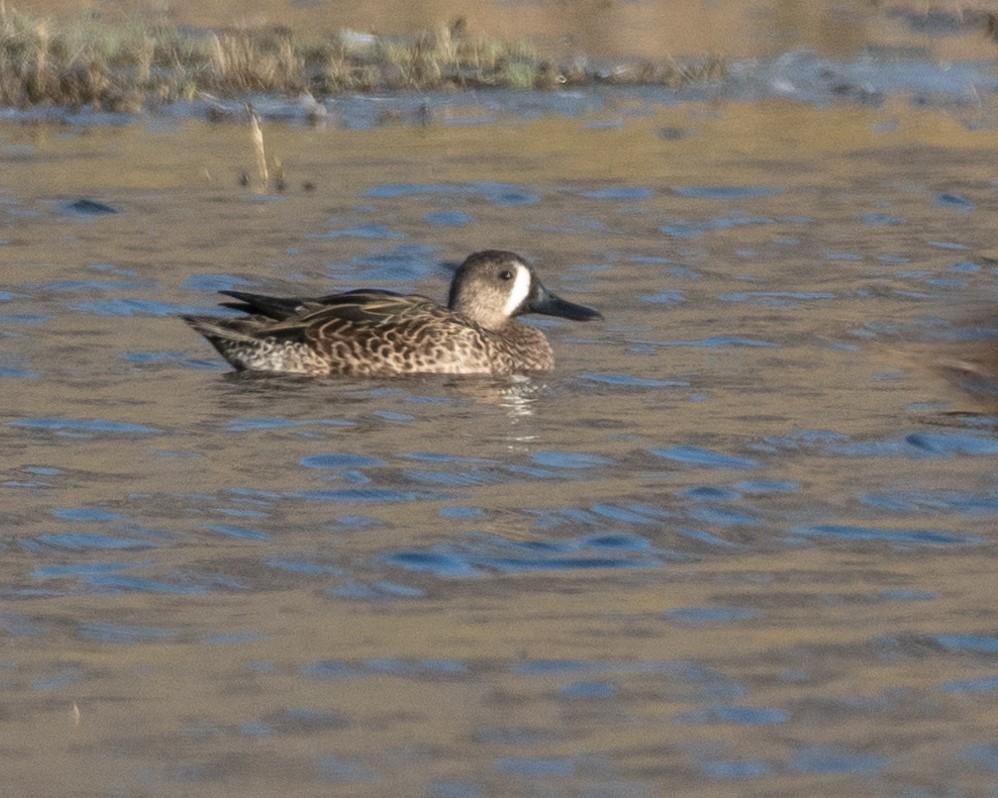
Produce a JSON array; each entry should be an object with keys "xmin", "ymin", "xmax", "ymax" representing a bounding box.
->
[{"xmin": 502, "ymin": 262, "xmax": 533, "ymax": 318}]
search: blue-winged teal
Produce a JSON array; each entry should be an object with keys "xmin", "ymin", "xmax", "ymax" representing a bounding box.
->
[{"xmin": 183, "ymin": 250, "xmax": 603, "ymax": 376}]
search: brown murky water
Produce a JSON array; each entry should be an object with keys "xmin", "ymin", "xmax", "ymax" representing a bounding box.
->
[{"xmin": 4, "ymin": 3, "xmax": 998, "ymax": 797}]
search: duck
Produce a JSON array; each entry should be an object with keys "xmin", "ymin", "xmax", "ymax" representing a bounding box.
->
[{"xmin": 182, "ymin": 250, "xmax": 603, "ymax": 376}]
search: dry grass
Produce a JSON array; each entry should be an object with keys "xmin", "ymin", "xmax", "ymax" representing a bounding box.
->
[{"xmin": 0, "ymin": 6, "xmax": 728, "ymax": 111}]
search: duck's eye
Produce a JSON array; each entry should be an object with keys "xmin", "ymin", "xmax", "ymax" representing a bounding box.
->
[{"xmin": 499, "ymin": 269, "xmax": 514, "ymax": 281}]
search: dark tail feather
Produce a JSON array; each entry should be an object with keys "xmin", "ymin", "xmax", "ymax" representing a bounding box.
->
[{"xmin": 218, "ymin": 290, "xmax": 304, "ymax": 320}]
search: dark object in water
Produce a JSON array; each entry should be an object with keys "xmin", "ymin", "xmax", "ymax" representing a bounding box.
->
[{"xmin": 63, "ymin": 198, "xmax": 118, "ymax": 215}]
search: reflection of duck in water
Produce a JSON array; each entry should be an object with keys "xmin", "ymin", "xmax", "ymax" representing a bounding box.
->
[{"xmin": 184, "ymin": 250, "xmax": 602, "ymax": 377}]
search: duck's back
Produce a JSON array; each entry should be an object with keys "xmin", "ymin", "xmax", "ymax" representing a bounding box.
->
[{"xmin": 185, "ymin": 290, "xmax": 555, "ymax": 376}]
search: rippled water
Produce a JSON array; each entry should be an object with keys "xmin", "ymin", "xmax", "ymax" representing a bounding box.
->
[{"xmin": 4, "ymin": 58, "xmax": 998, "ymax": 797}]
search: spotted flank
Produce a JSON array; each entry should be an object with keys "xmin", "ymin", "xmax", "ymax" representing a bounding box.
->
[{"xmin": 182, "ymin": 250, "xmax": 603, "ymax": 376}]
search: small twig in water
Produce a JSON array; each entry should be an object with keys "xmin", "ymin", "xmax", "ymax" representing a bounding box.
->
[{"xmin": 248, "ymin": 104, "xmax": 268, "ymax": 187}]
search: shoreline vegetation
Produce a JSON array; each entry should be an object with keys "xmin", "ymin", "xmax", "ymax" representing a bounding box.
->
[{"xmin": 0, "ymin": 5, "xmax": 725, "ymax": 113}]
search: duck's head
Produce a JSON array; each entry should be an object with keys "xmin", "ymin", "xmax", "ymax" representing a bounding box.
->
[{"xmin": 448, "ymin": 250, "xmax": 603, "ymax": 330}]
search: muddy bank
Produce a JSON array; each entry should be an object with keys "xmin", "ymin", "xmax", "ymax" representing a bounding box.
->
[{"xmin": 0, "ymin": 8, "xmax": 723, "ymax": 113}]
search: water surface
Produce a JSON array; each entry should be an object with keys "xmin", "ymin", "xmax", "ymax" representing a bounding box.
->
[{"xmin": 3, "ymin": 23, "xmax": 998, "ymax": 798}]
